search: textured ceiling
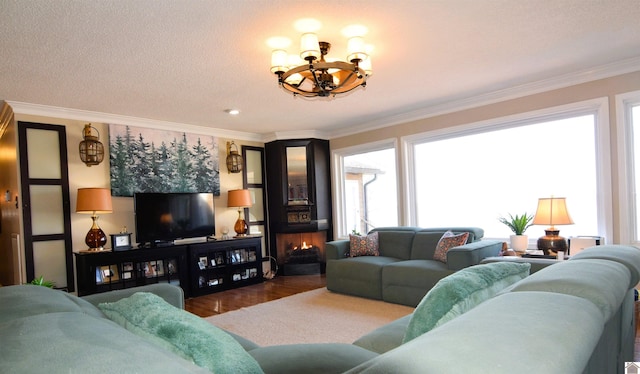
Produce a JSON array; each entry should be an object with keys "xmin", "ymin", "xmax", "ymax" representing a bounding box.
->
[{"xmin": 1, "ymin": 0, "xmax": 639, "ymax": 138}]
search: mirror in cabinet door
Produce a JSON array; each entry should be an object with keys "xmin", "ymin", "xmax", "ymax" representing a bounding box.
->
[{"xmin": 286, "ymin": 146, "xmax": 309, "ymax": 204}]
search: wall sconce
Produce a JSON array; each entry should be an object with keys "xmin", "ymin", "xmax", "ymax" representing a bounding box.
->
[
  {"xmin": 79, "ymin": 124, "xmax": 105, "ymax": 166},
  {"xmin": 226, "ymin": 141, "xmax": 243, "ymax": 173}
]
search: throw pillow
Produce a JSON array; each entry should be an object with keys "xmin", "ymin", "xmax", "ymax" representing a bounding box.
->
[
  {"xmin": 433, "ymin": 231, "xmax": 469, "ymax": 263},
  {"xmin": 349, "ymin": 231, "xmax": 380, "ymax": 257},
  {"xmin": 403, "ymin": 261, "xmax": 530, "ymax": 343},
  {"xmin": 99, "ymin": 292, "xmax": 263, "ymax": 374}
]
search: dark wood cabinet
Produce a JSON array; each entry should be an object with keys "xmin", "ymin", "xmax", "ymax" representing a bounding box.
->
[
  {"xmin": 188, "ymin": 237, "xmax": 263, "ymax": 297},
  {"xmin": 75, "ymin": 237, "xmax": 263, "ymax": 297},
  {"xmin": 74, "ymin": 245, "xmax": 188, "ymax": 297},
  {"xmin": 265, "ymin": 139, "xmax": 332, "ymax": 270}
]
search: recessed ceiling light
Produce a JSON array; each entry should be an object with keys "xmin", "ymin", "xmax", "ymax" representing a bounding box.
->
[{"xmin": 225, "ymin": 109, "xmax": 240, "ymax": 115}]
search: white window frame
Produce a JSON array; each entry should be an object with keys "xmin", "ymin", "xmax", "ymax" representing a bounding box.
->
[
  {"xmin": 331, "ymin": 138, "xmax": 400, "ymax": 239},
  {"xmin": 616, "ymin": 89, "xmax": 640, "ymax": 245},
  {"xmin": 402, "ymin": 97, "xmax": 612, "ymax": 242}
]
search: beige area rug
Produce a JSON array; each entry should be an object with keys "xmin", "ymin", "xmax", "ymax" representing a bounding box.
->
[{"xmin": 205, "ymin": 288, "xmax": 414, "ymax": 346}]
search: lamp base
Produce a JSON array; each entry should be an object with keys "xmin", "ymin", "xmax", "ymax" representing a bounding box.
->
[
  {"xmin": 85, "ymin": 215, "xmax": 107, "ymax": 250},
  {"xmin": 85, "ymin": 228, "xmax": 107, "ymax": 250},
  {"xmin": 537, "ymin": 229, "xmax": 568, "ymax": 256},
  {"xmin": 234, "ymin": 218, "xmax": 248, "ymax": 237}
]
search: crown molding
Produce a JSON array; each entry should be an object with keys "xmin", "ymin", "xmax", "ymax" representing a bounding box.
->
[
  {"xmin": 5, "ymin": 101, "xmax": 264, "ymax": 142},
  {"xmin": 261, "ymin": 130, "xmax": 330, "ymax": 143},
  {"xmin": 328, "ymin": 56, "xmax": 640, "ymax": 139},
  {"xmin": 7, "ymin": 57, "xmax": 640, "ymax": 142}
]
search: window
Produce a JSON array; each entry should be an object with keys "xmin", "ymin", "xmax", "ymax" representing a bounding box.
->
[
  {"xmin": 632, "ymin": 105, "xmax": 640, "ymax": 241},
  {"xmin": 617, "ymin": 90, "xmax": 640, "ymax": 245},
  {"xmin": 333, "ymin": 141, "xmax": 399, "ymax": 237},
  {"xmin": 405, "ymin": 98, "xmax": 611, "ymax": 242}
]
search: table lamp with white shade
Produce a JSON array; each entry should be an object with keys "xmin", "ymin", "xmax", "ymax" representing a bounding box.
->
[{"xmin": 533, "ymin": 196, "xmax": 574, "ymax": 255}]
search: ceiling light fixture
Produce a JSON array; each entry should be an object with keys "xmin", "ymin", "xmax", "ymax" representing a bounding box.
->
[{"xmin": 269, "ymin": 19, "xmax": 373, "ymax": 98}]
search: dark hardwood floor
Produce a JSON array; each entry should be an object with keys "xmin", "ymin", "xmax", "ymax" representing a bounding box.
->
[
  {"xmin": 185, "ymin": 274, "xmax": 327, "ymax": 318},
  {"xmin": 186, "ymin": 274, "xmax": 640, "ymax": 362}
]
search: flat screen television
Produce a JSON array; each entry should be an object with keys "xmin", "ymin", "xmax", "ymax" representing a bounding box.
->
[{"xmin": 134, "ymin": 192, "xmax": 215, "ymax": 246}]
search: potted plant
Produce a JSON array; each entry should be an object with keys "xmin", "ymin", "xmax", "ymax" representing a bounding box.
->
[
  {"xmin": 29, "ymin": 275, "xmax": 55, "ymax": 288},
  {"xmin": 499, "ymin": 213, "xmax": 534, "ymax": 253}
]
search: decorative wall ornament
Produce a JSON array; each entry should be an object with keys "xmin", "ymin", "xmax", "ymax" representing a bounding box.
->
[{"xmin": 108, "ymin": 124, "xmax": 220, "ymax": 197}]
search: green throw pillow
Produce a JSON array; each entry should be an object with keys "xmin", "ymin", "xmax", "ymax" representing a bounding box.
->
[
  {"xmin": 99, "ymin": 292, "xmax": 263, "ymax": 374},
  {"xmin": 403, "ymin": 262, "xmax": 530, "ymax": 343}
]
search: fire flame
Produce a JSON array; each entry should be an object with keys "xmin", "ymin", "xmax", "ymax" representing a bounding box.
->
[{"xmin": 293, "ymin": 241, "xmax": 312, "ymax": 250}]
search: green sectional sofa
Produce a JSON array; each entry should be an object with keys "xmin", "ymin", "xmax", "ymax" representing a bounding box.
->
[
  {"xmin": 1, "ymin": 245, "xmax": 638, "ymax": 374},
  {"xmin": 326, "ymin": 227, "xmax": 504, "ymax": 306}
]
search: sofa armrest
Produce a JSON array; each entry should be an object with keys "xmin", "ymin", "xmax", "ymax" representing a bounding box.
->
[
  {"xmin": 326, "ymin": 240, "xmax": 350, "ymax": 260},
  {"xmin": 446, "ymin": 240, "xmax": 503, "ymax": 270},
  {"xmin": 81, "ymin": 283, "xmax": 185, "ymax": 309}
]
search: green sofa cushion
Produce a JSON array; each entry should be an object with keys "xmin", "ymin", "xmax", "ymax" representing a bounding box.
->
[
  {"xmin": 99, "ymin": 292, "xmax": 263, "ymax": 374},
  {"xmin": 353, "ymin": 314, "xmax": 412, "ymax": 354},
  {"xmin": 348, "ymin": 292, "xmax": 604, "ymax": 374},
  {"xmin": 570, "ymin": 244, "xmax": 640, "ymax": 286},
  {"xmin": 249, "ymin": 343, "xmax": 378, "ymax": 374},
  {"xmin": 0, "ymin": 312, "xmax": 210, "ymax": 373},
  {"xmin": 0, "ymin": 285, "xmax": 105, "ymax": 324},
  {"xmin": 403, "ymin": 261, "xmax": 530, "ymax": 343},
  {"xmin": 508, "ymin": 259, "xmax": 630, "ymax": 321}
]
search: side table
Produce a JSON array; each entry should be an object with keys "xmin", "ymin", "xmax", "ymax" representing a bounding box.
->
[{"xmin": 480, "ymin": 255, "xmax": 560, "ymax": 274}]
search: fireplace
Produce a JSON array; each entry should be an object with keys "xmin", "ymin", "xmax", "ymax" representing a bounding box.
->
[{"xmin": 275, "ymin": 231, "xmax": 326, "ymax": 275}]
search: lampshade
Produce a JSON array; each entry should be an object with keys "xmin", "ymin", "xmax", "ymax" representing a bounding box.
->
[
  {"xmin": 76, "ymin": 188, "xmax": 112, "ymax": 251},
  {"xmin": 300, "ymin": 32, "xmax": 320, "ymax": 60},
  {"xmin": 346, "ymin": 36, "xmax": 367, "ymax": 62},
  {"xmin": 532, "ymin": 197, "xmax": 573, "ymax": 227},
  {"xmin": 76, "ymin": 188, "xmax": 113, "ymax": 213},
  {"xmin": 227, "ymin": 189, "xmax": 253, "ymax": 208}
]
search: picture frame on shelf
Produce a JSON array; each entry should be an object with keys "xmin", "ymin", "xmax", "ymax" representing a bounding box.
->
[
  {"xmin": 110, "ymin": 233, "xmax": 132, "ymax": 251},
  {"xmin": 167, "ymin": 259, "xmax": 178, "ymax": 275},
  {"xmin": 100, "ymin": 265, "xmax": 119, "ymax": 283},
  {"xmin": 144, "ymin": 262, "xmax": 156, "ymax": 277},
  {"xmin": 215, "ymin": 253, "xmax": 225, "ymax": 265},
  {"xmin": 95, "ymin": 267, "xmax": 103, "ymax": 284},
  {"xmin": 153, "ymin": 260, "xmax": 165, "ymax": 276}
]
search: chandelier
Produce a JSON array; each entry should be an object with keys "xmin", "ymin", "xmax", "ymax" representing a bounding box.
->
[{"xmin": 270, "ymin": 20, "xmax": 373, "ymax": 98}]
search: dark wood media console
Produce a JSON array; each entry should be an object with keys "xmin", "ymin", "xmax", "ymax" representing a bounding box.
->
[{"xmin": 75, "ymin": 236, "xmax": 262, "ymax": 297}]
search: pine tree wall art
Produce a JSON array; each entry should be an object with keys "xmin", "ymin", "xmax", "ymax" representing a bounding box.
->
[{"xmin": 109, "ymin": 124, "xmax": 220, "ymax": 197}]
